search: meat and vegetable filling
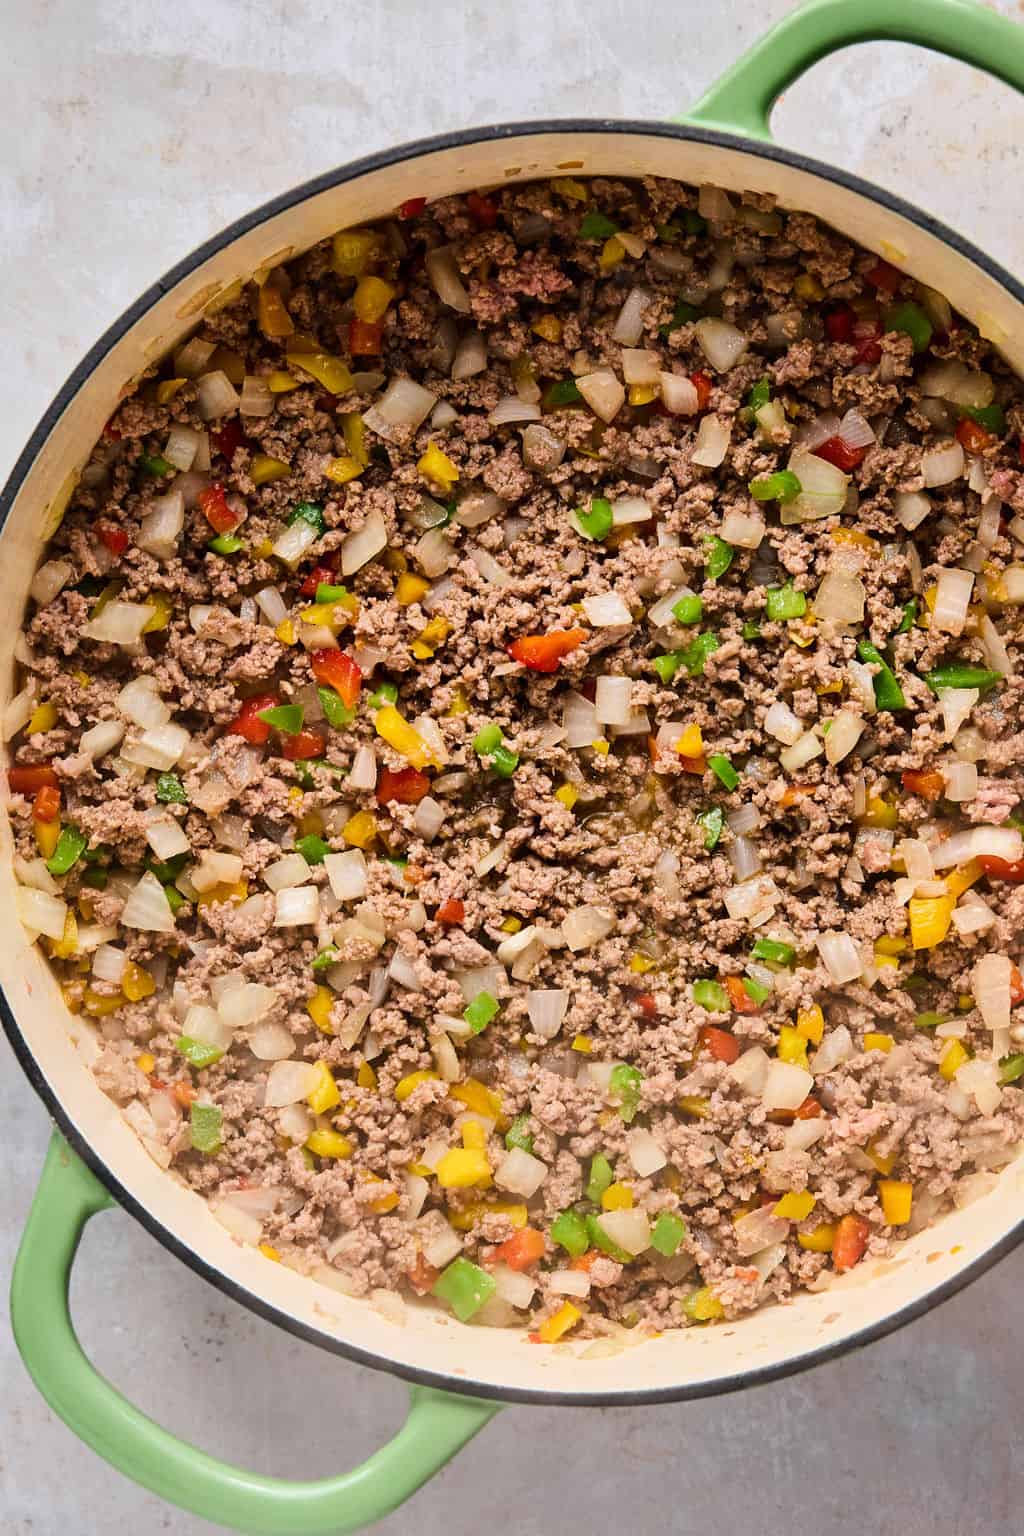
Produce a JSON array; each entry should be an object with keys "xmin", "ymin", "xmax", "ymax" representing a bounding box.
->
[{"xmin": 11, "ymin": 175, "xmax": 1024, "ymax": 1341}]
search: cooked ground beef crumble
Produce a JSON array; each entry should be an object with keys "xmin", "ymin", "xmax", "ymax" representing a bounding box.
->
[{"xmin": 11, "ymin": 174, "xmax": 1024, "ymax": 1340}]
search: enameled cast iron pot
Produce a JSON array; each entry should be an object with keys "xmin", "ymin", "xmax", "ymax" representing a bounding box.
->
[{"xmin": 7, "ymin": 1, "xmax": 1024, "ymax": 1529}]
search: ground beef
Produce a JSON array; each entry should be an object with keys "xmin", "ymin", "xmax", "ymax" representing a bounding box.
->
[{"xmin": 13, "ymin": 175, "xmax": 1024, "ymax": 1344}]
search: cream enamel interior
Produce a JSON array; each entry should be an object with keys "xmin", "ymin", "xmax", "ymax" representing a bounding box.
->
[{"xmin": 6, "ymin": 127, "xmax": 1024, "ymax": 1401}]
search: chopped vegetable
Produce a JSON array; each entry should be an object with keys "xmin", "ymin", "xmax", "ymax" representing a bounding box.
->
[
  {"xmin": 696, "ymin": 806, "xmax": 724, "ymax": 850},
  {"xmin": 650, "ymin": 1211, "xmax": 686, "ymax": 1255},
  {"xmin": 464, "ymin": 990, "xmax": 499, "ymax": 1033},
  {"xmin": 704, "ymin": 535, "xmax": 734, "ymax": 582},
  {"xmin": 923, "ymin": 664, "xmax": 1002, "ymax": 692},
  {"xmin": 551, "ymin": 1209, "xmax": 590, "ymax": 1257},
  {"xmin": 46, "ymin": 824, "xmax": 88, "ymax": 876},
  {"xmin": 431, "ymin": 1256, "xmax": 496, "ymax": 1321},
  {"xmin": 857, "ymin": 640, "xmax": 908, "ymax": 711},
  {"xmin": 750, "ymin": 470, "xmax": 802, "ymax": 503},
  {"xmin": 189, "ymin": 1102, "xmax": 223, "ymax": 1154},
  {"xmin": 765, "ymin": 583, "xmax": 807, "ymax": 621},
  {"xmin": 508, "ymin": 629, "xmax": 587, "ymax": 673},
  {"xmin": 708, "ymin": 753, "xmax": 738, "ymax": 790}
]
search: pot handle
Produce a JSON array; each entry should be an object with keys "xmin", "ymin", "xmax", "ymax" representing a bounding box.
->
[
  {"xmin": 682, "ymin": 0, "xmax": 1024, "ymax": 141},
  {"xmin": 11, "ymin": 1132, "xmax": 499, "ymax": 1536}
]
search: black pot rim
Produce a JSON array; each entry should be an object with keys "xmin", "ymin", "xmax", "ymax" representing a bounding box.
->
[{"xmin": 5, "ymin": 116, "xmax": 1024, "ymax": 1409}]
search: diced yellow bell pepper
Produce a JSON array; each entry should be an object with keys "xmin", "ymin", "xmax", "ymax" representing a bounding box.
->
[
  {"xmin": 61, "ymin": 982, "xmax": 84, "ymax": 1014},
  {"xmin": 83, "ymin": 987, "xmax": 124, "ymax": 1018},
  {"xmin": 602, "ymin": 1182, "xmax": 633, "ymax": 1211},
  {"xmin": 678, "ymin": 1094, "xmax": 710, "ymax": 1119},
  {"xmin": 49, "ymin": 910, "xmax": 78, "ymax": 960},
  {"xmin": 267, "ymin": 370, "xmax": 300, "ymax": 393},
  {"xmin": 299, "ymin": 596, "xmax": 359, "ymax": 632},
  {"xmin": 864, "ymin": 1032, "xmax": 894, "ymax": 1053},
  {"xmin": 461, "ymin": 1120, "xmax": 487, "ymax": 1151},
  {"xmin": 417, "ymin": 442, "xmax": 459, "ymax": 491},
  {"xmin": 374, "ymin": 705, "xmax": 438, "ymax": 769},
  {"xmin": 536, "ymin": 1302, "xmax": 584, "ymax": 1345},
  {"xmin": 286, "ymin": 349, "xmax": 354, "ymax": 395},
  {"xmin": 797, "ymin": 1223, "xmax": 836, "ymax": 1253},
  {"xmin": 324, "ymin": 455, "xmax": 364, "ymax": 486},
  {"xmin": 600, "ymin": 236, "xmax": 625, "ymax": 270},
  {"xmin": 554, "ymin": 783, "xmax": 579, "ymax": 810},
  {"xmin": 550, "ymin": 177, "xmax": 587, "ymax": 201},
  {"xmin": 361, "ymin": 1171, "xmax": 400, "ymax": 1212},
  {"xmin": 196, "ymin": 879, "xmax": 249, "ymax": 908},
  {"xmin": 909, "ymin": 893, "xmax": 955, "ymax": 950},
  {"xmin": 287, "ymin": 785, "xmax": 304, "ymax": 803},
  {"xmin": 794, "ymin": 272, "xmax": 825, "ymax": 301},
  {"xmin": 259, "ymin": 1243, "xmax": 281, "ymax": 1262},
  {"xmin": 307, "ymin": 985, "xmax": 335, "ymax": 1034},
  {"xmin": 592, "ymin": 739, "xmax": 610, "ymax": 756},
  {"xmin": 353, "ymin": 275, "xmax": 395, "ymax": 323},
  {"xmin": 674, "ymin": 723, "xmax": 703, "ymax": 757},
  {"xmin": 683, "ymin": 1287, "xmax": 725, "ymax": 1322},
  {"xmin": 773, "ymin": 1190, "xmax": 817, "ymax": 1221},
  {"xmin": 256, "ymin": 282, "xmax": 294, "ymax": 339},
  {"xmin": 274, "ymin": 619, "xmax": 296, "ymax": 646},
  {"xmin": 141, "ymin": 593, "xmax": 173, "ymax": 633},
  {"xmin": 447, "ymin": 686, "xmax": 469, "ymax": 717},
  {"xmin": 395, "ymin": 1069, "xmax": 441, "ymax": 1104},
  {"xmin": 357, "ymin": 1060, "xmax": 378, "ymax": 1091},
  {"xmin": 878, "ymin": 1179, "xmax": 913, "ymax": 1226},
  {"xmin": 939, "ymin": 1038, "xmax": 969, "ymax": 1081},
  {"xmin": 946, "ymin": 859, "xmax": 983, "ymax": 900},
  {"xmin": 342, "ymin": 412, "xmax": 369, "ymax": 467},
  {"xmin": 796, "ymin": 1005, "xmax": 825, "ymax": 1045},
  {"xmin": 332, "ymin": 228, "xmax": 379, "ymax": 277},
  {"xmin": 342, "ymin": 810, "xmax": 378, "ymax": 849},
  {"xmin": 866, "ymin": 1140, "xmax": 897, "ymax": 1176},
  {"xmin": 572, "ymin": 1033, "xmax": 593, "ymax": 1053},
  {"xmin": 396, "ymin": 572, "xmax": 430, "ymax": 606},
  {"xmin": 629, "ymin": 384, "xmax": 659, "ymax": 406},
  {"xmin": 532, "ymin": 314, "xmax": 563, "ymax": 342},
  {"xmin": 136, "ymin": 1052, "xmax": 156, "ymax": 1075},
  {"xmin": 306, "ymin": 1129, "xmax": 353, "ymax": 1160},
  {"xmin": 449, "ymin": 1200, "xmax": 527, "ymax": 1231},
  {"xmin": 874, "ymin": 935, "xmax": 908, "ymax": 956},
  {"xmin": 251, "ymin": 453, "xmax": 291, "ymax": 485},
  {"xmin": 74, "ymin": 671, "xmax": 91, "ymax": 687},
  {"xmin": 419, "ymin": 616, "xmax": 450, "ymax": 649},
  {"xmin": 27, "ymin": 701, "xmax": 58, "ymax": 735},
  {"xmin": 449, "ymin": 1079, "xmax": 503, "ymax": 1121},
  {"xmin": 307, "ymin": 1061, "xmax": 341, "ymax": 1114},
  {"xmin": 254, "ymin": 538, "xmax": 274, "ymax": 558},
  {"xmin": 122, "ymin": 961, "xmax": 155, "ymax": 1001},
  {"xmin": 436, "ymin": 1147, "xmax": 492, "ymax": 1188},
  {"xmin": 500, "ymin": 916, "xmax": 522, "ymax": 934},
  {"xmin": 831, "ymin": 527, "xmax": 877, "ymax": 553},
  {"xmin": 777, "ymin": 1026, "xmax": 809, "ymax": 1066},
  {"xmin": 156, "ymin": 378, "xmax": 187, "ymax": 404},
  {"xmin": 35, "ymin": 819, "xmax": 60, "ymax": 860},
  {"xmin": 860, "ymin": 795, "xmax": 899, "ymax": 831}
]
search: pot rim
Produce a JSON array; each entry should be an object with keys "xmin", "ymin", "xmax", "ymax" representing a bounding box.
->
[{"xmin": 5, "ymin": 116, "xmax": 1024, "ymax": 1407}]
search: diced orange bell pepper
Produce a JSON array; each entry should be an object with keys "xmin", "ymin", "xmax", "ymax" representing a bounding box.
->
[
  {"xmin": 901, "ymin": 768, "xmax": 945, "ymax": 802},
  {"xmin": 436, "ymin": 898, "xmax": 465, "ymax": 927},
  {"xmin": 310, "ymin": 649, "xmax": 362, "ymax": 709},
  {"xmin": 491, "ymin": 1227, "xmax": 545, "ymax": 1272},
  {"xmin": 832, "ymin": 1213, "xmax": 870, "ymax": 1272},
  {"xmin": 699, "ymin": 1025, "xmax": 740, "ymax": 1064},
  {"xmin": 508, "ymin": 628, "xmax": 587, "ymax": 673},
  {"xmin": 724, "ymin": 975, "xmax": 760, "ymax": 1015}
]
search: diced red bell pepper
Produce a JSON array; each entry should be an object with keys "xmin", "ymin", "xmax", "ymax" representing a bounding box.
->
[
  {"xmin": 398, "ymin": 197, "xmax": 427, "ymax": 219},
  {"xmin": 436, "ymin": 898, "xmax": 465, "ymax": 927},
  {"xmin": 955, "ymin": 417, "xmax": 993, "ymax": 455},
  {"xmin": 227, "ymin": 692, "xmax": 279, "ymax": 745},
  {"xmin": 636, "ymin": 993, "xmax": 658, "ymax": 1019},
  {"xmin": 854, "ymin": 336, "xmax": 883, "ymax": 366},
  {"xmin": 724, "ymin": 975, "xmax": 760, "ymax": 1015},
  {"xmin": 467, "ymin": 191, "xmax": 498, "ymax": 229},
  {"xmin": 32, "ymin": 784, "xmax": 61, "ymax": 822},
  {"xmin": 1011, "ymin": 962, "xmax": 1024, "ymax": 1008},
  {"xmin": 280, "ymin": 728, "xmax": 325, "ymax": 761},
  {"xmin": 300, "ymin": 556, "xmax": 338, "ymax": 598},
  {"xmin": 376, "ymin": 766, "xmax": 430, "ymax": 805},
  {"xmin": 978, "ymin": 854, "xmax": 1024, "ymax": 884},
  {"xmin": 310, "ymin": 649, "xmax": 362, "ymax": 709},
  {"xmin": 832, "ymin": 1213, "xmax": 870, "ymax": 1271},
  {"xmin": 8, "ymin": 764, "xmax": 59, "ymax": 794},
  {"xmin": 824, "ymin": 306, "xmax": 855, "ymax": 342},
  {"xmin": 865, "ymin": 260, "xmax": 902, "ymax": 295},
  {"xmin": 795, "ymin": 1096, "xmax": 824, "ymax": 1119},
  {"xmin": 211, "ymin": 420, "xmax": 244, "ymax": 462},
  {"xmin": 490, "ymin": 1228, "xmax": 545, "ymax": 1271},
  {"xmin": 690, "ymin": 370, "xmax": 713, "ymax": 412},
  {"xmin": 508, "ymin": 628, "xmax": 587, "ymax": 673},
  {"xmin": 406, "ymin": 1252, "xmax": 439, "ymax": 1294},
  {"xmin": 814, "ymin": 435, "xmax": 869, "ymax": 472},
  {"xmin": 198, "ymin": 482, "xmax": 240, "ymax": 534},
  {"xmin": 348, "ymin": 317, "xmax": 384, "ymax": 356},
  {"xmin": 95, "ymin": 519, "xmax": 129, "ymax": 556},
  {"xmin": 901, "ymin": 768, "xmax": 945, "ymax": 802},
  {"xmin": 699, "ymin": 1025, "xmax": 740, "ymax": 1064}
]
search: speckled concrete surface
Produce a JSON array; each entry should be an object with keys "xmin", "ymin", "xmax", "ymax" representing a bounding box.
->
[{"xmin": 3, "ymin": 3, "xmax": 1024, "ymax": 1531}]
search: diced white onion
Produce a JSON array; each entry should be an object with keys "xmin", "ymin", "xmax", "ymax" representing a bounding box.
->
[
  {"xmin": 922, "ymin": 440, "xmax": 965, "ymax": 487},
  {"xmin": 454, "ymin": 491, "xmax": 504, "ymax": 530},
  {"xmin": 144, "ymin": 815, "xmax": 190, "ymax": 861},
  {"xmin": 80, "ymin": 718, "xmax": 126, "ymax": 759},
  {"xmin": 163, "ymin": 426, "xmax": 202, "ymax": 472},
  {"xmin": 271, "ymin": 519, "xmax": 318, "ymax": 567},
  {"xmin": 263, "ymin": 853, "xmax": 312, "ymax": 892},
  {"xmin": 30, "ymin": 558, "xmax": 73, "ymax": 607},
  {"xmin": 974, "ymin": 953, "xmax": 1012, "ymax": 1034},
  {"xmin": 16, "ymin": 885, "xmax": 68, "ymax": 940},
  {"xmin": 938, "ymin": 687, "xmax": 980, "ymax": 742},
  {"xmin": 576, "ymin": 368, "xmax": 625, "ymax": 423},
  {"xmin": 785, "ymin": 450, "xmax": 849, "ymax": 522},
  {"xmin": 780, "ymin": 732, "xmax": 823, "ymax": 773},
  {"xmin": 723, "ymin": 874, "xmax": 780, "ymax": 921},
  {"xmin": 521, "ymin": 425, "xmax": 565, "ymax": 475},
  {"xmin": 253, "ymin": 586, "xmax": 288, "ymax": 626},
  {"xmin": 612, "ymin": 289, "xmax": 653, "ymax": 346},
  {"xmin": 324, "ymin": 849, "xmax": 367, "ymax": 902},
  {"xmin": 469, "ymin": 547, "xmax": 513, "ymax": 587},
  {"xmin": 943, "ymin": 760, "xmax": 978, "ymax": 802},
  {"xmin": 584, "ymin": 593, "xmax": 632, "ymax": 627},
  {"xmin": 731, "ymin": 1046, "xmax": 771, "ymax": 1095},
  {"xmin": 413, "ymin": 526, "xmax": 455, "ymax": 579},
  {"xmin": 4, "ymin": 686, "xmax": 36, "ymax": 740},
  {"xmin": 218, "ymin": 982, "xmax": 277, "ymax": 1031},
  {"xmin": 847, "ymin": 661, "xmax": 878, "ymax": 714},
  {"xmin": 364, "ymin": 376, "xmax": 438, "ymax": 438},
  {"xmin": 627, "ymin": 1128, "xmax": 666, "ymax": 1177},
  {"xmin": 761, "ymin": 1060, "xmax": 814, "ymax": 1111},
  {"xmin": 451, "ymin": 329, "xmax": 486, "ymax": 381},
  {"xmin": 548, "ymin": 1269, "xmax": 590, "ymax": 1298},
  {"xmin": 348, "ymin": 744, "xmax": 378, "ymax": 792},
  {"xmin": 695, "ymin": 317, "xmax": 747, "ymax": 372},
  {"xmin": 488, "ymin": 396, "xmax": 541, "ymax": 426},
  {"xmin": 562, "ymin": 905, "xmax": 615, "ymax": 951},
  {"xmin": 425, "ymin": 247, "xmax": 470, "ymax": 313},
  {"xmin": 412, "ymin": 795, "xmax": 445, "ymax": 842},
  {"xmin": 894, "ymin": 490, "xmax": 931, "ymax": 531},
  {"xmin": 810, "ymin": 1026, "xmax": 854, "ymax": 1074},
  {"xmin": 196, "ymin": 370, "xmax": 240, "ymax": 421},
  {"xmin": 932, "ymin": 567, "xmax": 974, "ymax": 636},
  {"xmin": 247, "ymin": 1021, "xmax": 295, "ymax": 1061},
  {"xmin": 594, "ymin": 675, "xmax": 633, "ymax": 726},
  {"xmin": 691, "ymin": 415, "xmax": 731, "ymax": 468},
  {"xmin": 816, "ymin": 931, "xmax": 862, "ymax": 984},
  {"xmin": 138, "ymin": 490, "xmax": 185, "ymax": 560},
  {"xmin": 495, "ymin": 1147, "xmax": 548, "ymax": 1198},
  {"xmin": 620, "ymin": 346, "xmax": 660, "ymax": 385},
  {"xmin": 813, "ymin": 569, "xmax": 865, "ymax": 625},
  {"xmin": 659, "ymin": 372, "xmax": 699, "ymax": 415},
  {"xmin": 265, "ymin": 1059, "xmax": 321, "ymax": 1107},
  {"xmin": 92, "ymin": 943, "xmax": 127, "ymax": 985},
  {"xmin": 491, "ymin": 1264, "xmax": 536, "ymax": 1310},
  {"xmin": 341, "ymin": 509, "xmax": 388, "ymax": 576},
  {"xmin": 274, "ymin": 887, "xmax": 320, "ymax": 927},
  {"xmin": 932, "ymin": 825, "xmax": 1021, "ymax": 869},
  {"xmin": 121, "ymin": 870, "xmax": 175, "ymax": 933},
  {"xmin": 980, "ymin": 613, "xmax": 1014, "ymax": 679},
  {"xmin": 784, "ymin": 1117, "xmax": 827, "ymax": 1151},
  {"xmin": 611, "ymin": 496, "xmax": 652, "ymax": 527},
  {"xmin": 825, "ymin": 710, "xmax": 866, "ymax": 765},
  {"xmin": 735, "ymin": 1207, "xmax": 790, "ymax": 1257},
  {"xmin": 117, "ymin": 677, "xmax": 171, "ymax": 730},
  {"xmin": 764, "ymin": 699, "xmax": 802, "ymax": 745},
  {"xmin": 526, "ymin": 989, "xmax": 569, "ymax": 1039},
  {"xmin": 919, "ymin": 360, "xmax": 993, "ymax": 407},
  {"xmin": 729, "ymin": 835, "xmax": 761, "ymax": 881},
  {"xmin": 173, "ymin": 337, "xmax": 216, "ymax": 377},
  {"xmin": 562, "ymin": 691, "xmax": 599, "ymax": 749},
  {"xmin": 648, "ymin": 583, "xmax": 695, "ymax": 628},
  {"xmin": 83, "ymin": 600, "xmax": 157, "ymax": 646},
  {"xmin": 719, "ymin": 508, "xmax": 765, "ymax": 548},
  {"xmin": 597, "ymin": 1208, "xmax": 652, "ymax": 1256}
]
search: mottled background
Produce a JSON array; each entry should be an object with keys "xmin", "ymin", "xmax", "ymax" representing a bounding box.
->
[{"xmin": 3, "ymin": 2, "xmax": 1024, "ymax": 1530}]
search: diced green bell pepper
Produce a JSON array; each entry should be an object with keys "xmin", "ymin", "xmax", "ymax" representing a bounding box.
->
[
  {"xmin": 46, "ymin": 824, "xmax": 88, "ymax": 876},
  {"xmin": 505, "ymin": 1113, "xmax": 534, "ymax": 1153},
  {"xmin": 585, "ymin": 1152, "xmax": 614, "ymax": 1205},
  {"xmin": 693, "ymin": 979, "xmax": 728, "ymax": 1012},
  {"xmin": 696, "ymin": 806, "xmax": 724, "ymax": 851},
  {"xmin": 550, "ymin": 1209, "xmax": 590, "ymax": 1257},
  {"xmin": 463, "ymin": 991, "xmax": 499, "ymax": 1034},
  {"xmin": 189, "ymin": 1101, "xmax": 223, "ymax": 1154},
  {"xmin": 765, "ymin": 582, "xmax": 807, "ymax": 621},
  {"xmin": 155, "ymin": 772, "xmax": 188, "ymax": 805},
  {"xmin": 431, "ymin": 1256, "xmax": 496, "ymax": 1321},
  {"xmin": 708, "ymin": 753, "xmax": 738, "ymax": 791},
  {"xmin": 650, "ymin": 1211, "xmax": 686, "ymax": 1256},
  {"xmin": 857, "ymin": 640, "xmax": 908, "ymax": 711},
  {"xmin": 177, "ymin": 1037, "xmax": 225, "ymax": 1069},
  {"xmin": 610, "ymin": 1063, "xmax": 643, "ymax": 1123}
]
